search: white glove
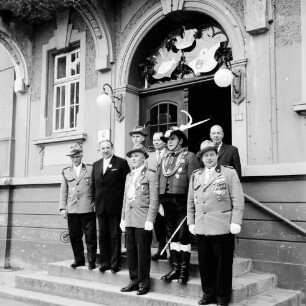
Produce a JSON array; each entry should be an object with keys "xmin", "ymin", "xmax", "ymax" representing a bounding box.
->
[
  {"xmin": 120, "ymin": 220, "xmax": 125, "ymax": 232},
  {"xmin": 144, "ymin": 221, "xmax": 153, "ymax": 231},
  {"xmin": 188, "ymin": 224, "xmax": 196, "ymax": 235},
  {"xmin": 60, "ymin": 209, "xmax": 67, "ymax": 219},
  {"xmin": 158, "ymin": 204, "xmax": 164, "ymax": 217},
  {"xmin": 230, "ymin": 223, "xmax": 241, "ymax": 234}
]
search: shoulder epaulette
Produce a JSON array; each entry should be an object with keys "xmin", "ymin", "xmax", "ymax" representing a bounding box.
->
[
  {"xmin": 148, "ymin": 168, "xmax": 156, "ymax": 173},
  {"xmin": 192, "ymin": 168, "xmax": 203, "ymax": 174},
  {"xmin": 86, "ymin": 163, "xmax": 93, "ymax": 166},
  {"xmin": 62, "ymin": 166, "xmax": 70, "ymax": 173}
]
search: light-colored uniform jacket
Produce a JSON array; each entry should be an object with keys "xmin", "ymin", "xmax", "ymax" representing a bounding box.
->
[
  {"xmin": 59, "ymin": 163, "xmax": 95, "ymax": 214},
  {"xmin": 187, "ymin": 165, "xmax": 244, "ymax": 235},
  {"xmin": 122, "ymin": 166, "xmax": 159, "ymax": 228}
]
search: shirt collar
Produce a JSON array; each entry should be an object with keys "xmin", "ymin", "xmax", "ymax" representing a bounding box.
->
[
  {"xmin": 132, "ymin": 164, "xmax": 145, "ymax": 174},
  {"xmin": 73, "ymin": 163, "xmax": 82, "ymax": 171}
]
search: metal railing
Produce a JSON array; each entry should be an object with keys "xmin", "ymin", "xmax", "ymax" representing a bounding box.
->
[{"xmin": 245, "ymin": 193, "xmax": 306, "ymax": 236}]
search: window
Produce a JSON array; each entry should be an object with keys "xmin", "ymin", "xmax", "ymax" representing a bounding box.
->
[
  {"xmin": 148, "ymin": 102, "xmax": 177, "ymax": 149},
  {"xmin": 53, "ymin": 49, "xmax": 80, "ymax": 132}
]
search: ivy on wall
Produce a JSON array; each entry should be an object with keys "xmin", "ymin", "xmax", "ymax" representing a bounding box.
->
[{"xmin": 0, "ymin": 0, "xmax": 87, "ymax": 22}]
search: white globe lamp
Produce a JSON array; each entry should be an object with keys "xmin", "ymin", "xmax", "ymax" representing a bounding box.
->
[
  {"xmin": 96, "ymin": 92, "xmax": 112, "ymax": 108},
  {"xmin": 214, "ymin": 67, "xmax": 233, "ymax": 87}
]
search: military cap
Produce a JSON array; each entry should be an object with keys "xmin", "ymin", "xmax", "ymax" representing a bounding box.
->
[
  {"xmin": 129, "ymin": 125, "xmax": 147, "ymax": 137},
  {"xmin": 66, "ymin": 143, "xmax": 83, "ymax": 156},
  {"xmin": 160, "ymin": 127, "xmax": 188, "ymax": 148},
  {"xmin": 126, "ymin": 144, "xmax": 149, "ymax": 159},
  {"xmin": 196, "ymin": 140, "xmax": 217, "ymax": 158}
]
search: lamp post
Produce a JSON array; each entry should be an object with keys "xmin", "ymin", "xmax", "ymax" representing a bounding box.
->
[{"xmin": 96, "ymin": 83, "xmax": 125, "ymax": 122}]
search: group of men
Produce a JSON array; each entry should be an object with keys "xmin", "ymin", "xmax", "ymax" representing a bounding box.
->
[{"xmin": 59, "ymin": 124, "xmax": 244, "ymax": 306}]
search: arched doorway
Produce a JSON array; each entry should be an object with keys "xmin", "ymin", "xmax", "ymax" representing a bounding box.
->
[{"xmin": 129, "ymin": 10, "xmax": 232, "ymax": 153}]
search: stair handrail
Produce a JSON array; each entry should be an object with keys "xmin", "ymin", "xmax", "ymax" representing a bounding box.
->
[{"xmin": 244, "ymin": 193, "xmax": 306, "ymax": 236}]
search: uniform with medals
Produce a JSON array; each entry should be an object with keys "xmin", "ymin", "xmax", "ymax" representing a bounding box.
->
[
  {"xmin": 120, "ymin": 145, "xmax": 159, "ymax": 295},
  {"xmin": 159, "ymin": 128, "xmax": 201, "ymax": 284},
  {"xmin": 59, "ymin": 144, "xmax": 97, "ymax": 269},
  {"xmin": 187, "ymin": 141, "xmax": 244, "ymax": 306}
]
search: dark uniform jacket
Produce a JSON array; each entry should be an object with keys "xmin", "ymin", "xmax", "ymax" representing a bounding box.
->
[
  {"xmin": 187, "ymin": 165, "xmax": 244, "ymax": 235},
  {"xmin": 122, "ymin": 166, "xmax": 159, "ymax": 228},
  {"xmin": 93, "ymin": 155, "xmax": 130, "ymax": 215},
  {"xmin": 159, "ymin": 149, "xmax": 201, "ymax": 195},
  {"xmin": 60, "ymin": 163, "xmax": 94, "ymax": 214},
  {"xmin": 218, "ymin": 143, "xmax": 241, "ymax": 178}
]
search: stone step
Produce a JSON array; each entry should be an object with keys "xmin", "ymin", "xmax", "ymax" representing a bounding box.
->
[
  {"xmin": 91, "ymin": 250, "xmax": 252, "ymax": 278},
  {"xmin": 14, "ymin": 271, "xmax": 302, "ymax": 306},
  {"xmin": 39, "ymin": 261, "xmax": 275, "ymax": 302},
  {"xmin": 0, "ymin": 283, "xmax": 106, "ymax": 306}
]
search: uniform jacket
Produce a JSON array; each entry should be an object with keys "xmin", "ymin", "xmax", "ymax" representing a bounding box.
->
[
  {"xmin": 122, "ymin": 166, "xmax": 159, "ymax": 228},
  {"xmin": 59, "ymin": 163, "xmax": 94, "ymax": 214},
  {"xmin": 187, "ymin": 165, "xmax": 244, "ymax": 236},
  {"xmin": 218, "ymin": 143, "xmax": 241, "ymax": 178},
  {"xmin": 147, "ymin": 148, "xmax": 169, "ymax": 173},
  {"xmin": 93, "ymin": 155, "xmax": 130, "ymax": 215},
  {"xmin": 159, "ymin": 149, "xmax": 201, "ymax": 195}
]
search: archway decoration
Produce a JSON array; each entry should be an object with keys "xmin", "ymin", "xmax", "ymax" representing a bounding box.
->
[
  {"xmin": 140, "ymin": 24, "xmax": 231, "ymax": 85},
  {"xmin": 0, "ymin": 31, "xmax": 29, "ymax": 93},
  {"xmin": 117, "ymin": 0, "xmax": 246, "ymax": 87}
]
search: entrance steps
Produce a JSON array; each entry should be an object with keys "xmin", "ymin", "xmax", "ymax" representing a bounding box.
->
[{"xmin": 0, "ymin": 251, "xmax": 303, "ymax": 306}]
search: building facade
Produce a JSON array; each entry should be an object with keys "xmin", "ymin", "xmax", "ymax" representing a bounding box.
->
[{"xmin": 0, "ymin": 0, "xmax": 305, "ymax": 293}]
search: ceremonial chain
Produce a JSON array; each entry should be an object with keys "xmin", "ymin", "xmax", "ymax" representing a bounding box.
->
[{"xmin": 162, "ymin": 150, "xmax": 188, "ymax": 177}]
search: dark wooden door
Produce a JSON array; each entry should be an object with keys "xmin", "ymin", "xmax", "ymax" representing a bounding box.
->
[{"xmin": 140, "ymin": 80, "xmax": 231, "ymax": 153}]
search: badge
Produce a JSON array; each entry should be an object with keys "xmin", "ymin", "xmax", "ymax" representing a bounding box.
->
[
  {"xmin": 178, "ymin": 167, "xmax": 182, "ymax": 173},
  {"xmin": 175, "ymin": 174, "xmax": 180, "ymax": 179},
  {"xmin": 214, "ymin": 183, "xmax": 226, "ymax": 198},
  {"xmin": 108, "ymin": 164, "xmax": 112, "ymax": 168}
]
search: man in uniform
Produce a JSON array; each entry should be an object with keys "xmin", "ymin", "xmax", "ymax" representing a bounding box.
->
[
  {"xmin": 60, "ymin": 143, "xmax": 97, "ymax": 270},
  {"xmin": 209, "ymin": 125, "xmax": 241, "ymax": 178},
  {"xmin": 187, "ymin": 140, "xmax": 244, "ymax": 306},
  {"xmin": 148, "ymin": 131, "xmax": 169, "ymax": 261},
  {"xmin": 159, "ymin": 127, "xmax": 201, "ymax": 284},
  {"xmin": 93, "ymin": 140, "xmax": 130, "ymax": 273},
  {"xmin": 120, "ymin": 145, "xmax": 159, "ymax": 295}
]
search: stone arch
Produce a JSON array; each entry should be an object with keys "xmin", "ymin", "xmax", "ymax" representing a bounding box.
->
[
  {"xmin": 76, "ymin": 1, "xmax": 114, "ymax": 71},
  {"xmin": 117, "ymin": 0, "xmax": 246, "ymax": 86},
  {"xmin": 0, "ymin": 31, "xmax": 29, "ymax": 93}
]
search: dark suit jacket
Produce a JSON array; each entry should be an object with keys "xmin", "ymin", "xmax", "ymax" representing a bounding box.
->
[
  {"xmin": 218, "ymin": 143, "xmax": 242, "ymax": 178},
  {"xmin": 93, "ymin": 155, "xmax": 130, "ymax": 215}
]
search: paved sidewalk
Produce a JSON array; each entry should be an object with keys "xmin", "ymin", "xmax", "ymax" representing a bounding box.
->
[{"xmin": 0, "ymin": 267, "xmax": 35, "ymax": 306}]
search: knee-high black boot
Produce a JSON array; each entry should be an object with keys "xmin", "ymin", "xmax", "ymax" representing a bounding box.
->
[
  {"xmin": 178, "ymin": 251, "xmax": 190, "ymax": 284},
  {"xmin": 161, "ymin": 250, "xmax": 180, "ymax": 282}
]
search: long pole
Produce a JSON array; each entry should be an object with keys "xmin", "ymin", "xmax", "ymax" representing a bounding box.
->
[{"xmin": 160, "ymin": 216, "xmax": 187, "ymax": 255}]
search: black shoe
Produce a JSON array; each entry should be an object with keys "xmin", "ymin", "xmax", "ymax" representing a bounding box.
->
[
  {"xmin": 111, "ymin": 267, "xmax": 120, "ymax": 273},
  {"xmin": 136, "ymin": 287, "xmax": 149, "ymax": 295},
  {"xmin": 99, "ymin": 265, "xmax": 111, "ymax": 272},
  {"xmin": 70, "ymin": 262, "xmax": 85, "ymax": 268},
  {"xmin": 120, "ymin": 282, "xmax": 138, "ymax": 292},
  {"xmin": 152, "ymin": 251, "xmax": 167, "ymax": 261},
  {"xmin": 198, "ymin": 295, "xmax": 217, "ymax": 305},
  {"xmin": 88, "ymin": 262, "xmax": 96, "ymax": 270}
]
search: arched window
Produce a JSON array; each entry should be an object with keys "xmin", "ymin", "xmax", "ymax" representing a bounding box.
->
[{"xmin": 147, "ymin": 102, "xmax": 178, "ymax": 149}]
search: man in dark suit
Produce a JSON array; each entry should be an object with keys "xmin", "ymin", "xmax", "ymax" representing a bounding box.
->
[
  {"xmin": 93, "ymin": 140, "xmax": 130, "ymax": 273},
  {"xmin": 209, "ymin": 125, "xmax": 242, "ymax": 178}
]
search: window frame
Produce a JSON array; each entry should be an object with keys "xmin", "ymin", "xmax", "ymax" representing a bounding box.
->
[{"xmin": 52, "ymin": 49, "xmax": 81, "ymax": 133}]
